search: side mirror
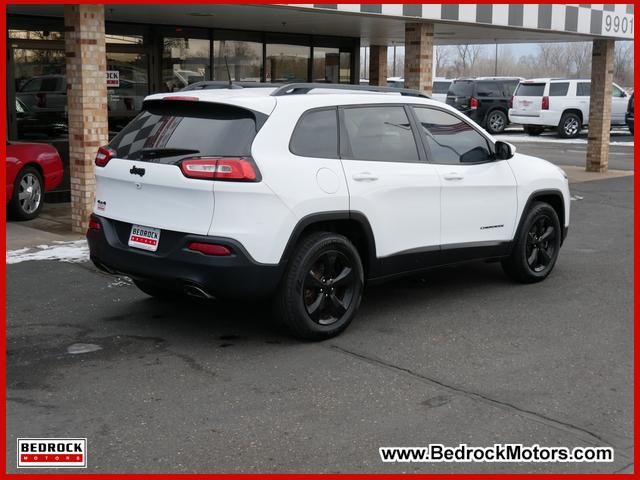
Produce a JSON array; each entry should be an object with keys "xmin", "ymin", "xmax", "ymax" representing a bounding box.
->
[{"xmin": 495, "ymin": 141, "xmax": 515, "ymax": 160}]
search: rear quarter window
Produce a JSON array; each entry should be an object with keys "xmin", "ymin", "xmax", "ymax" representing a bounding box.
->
[
  {"xmin": 290, "ymin": 108, "xmax": 338, "ymax": 158},
  {"xmin": 577, "ymin": 82, "xmax": 591, "ymax": 96},
  {"xmin": 109, "ymin": 101, "xmax": 264, "ymax": 163},
  {"xmin": 549, "ymin": 82, "xmax": 569, "ymax": 96},
  {"xmin": 515, "ymin": 83, "xmax": 546, "ymax": 97}
]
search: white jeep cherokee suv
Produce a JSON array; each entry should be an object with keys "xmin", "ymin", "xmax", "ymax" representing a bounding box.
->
[
  {"xmin": 509, "ymin": 78, "xmax": 629, "ymax": 138},
  {"xmin": 87, "ymin": 83, "xmax": 570, "ymax": 340}
]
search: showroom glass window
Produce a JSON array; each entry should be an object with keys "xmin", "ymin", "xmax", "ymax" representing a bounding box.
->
[
  {"xmin": 162, "ymin": 37, "xmax": 211, "ymax": 91},
  {"xmin": 413, "ymin": 107, "xmax": 492, "ymax": 164},
  {"xmin": 106, "ymin": 34, "xmax": 149, "ymax": 133},
  {"xmin": 312, "ymin": 47, "xmax": 340, "ymax": 83},
  {"xmin": 265, "ymin": 43, "xmax": 310, "ymax": 83},
  {"xmin": 341, "ymin": 106, "xmax": 419, "ymax": 162},
  {"xmin": 290, "ymin": 108, "xmax": 338, "ymax": 158},
  {"xmin": 214, "ymin": 40, "xmax": 263, "ymax": 82}
]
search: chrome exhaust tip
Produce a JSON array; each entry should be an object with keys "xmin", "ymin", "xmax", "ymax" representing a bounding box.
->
[{"xmin": 183, "ymin": 284, "xmax": 215, "ymax": 300}]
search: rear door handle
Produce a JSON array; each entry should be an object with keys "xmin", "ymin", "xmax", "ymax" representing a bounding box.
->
[
  {"xmin": 352, "ymin": 172, "xmax": 379, "ymax": 182},
  {"xmin": 443, "ymin": 172, "xmax": 464, "ymax": 181}
]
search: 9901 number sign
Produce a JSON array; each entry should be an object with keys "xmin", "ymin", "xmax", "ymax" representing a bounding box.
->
[{"xmin": 604, "ymin": 13, "xmax": 633, "ymax": 35}]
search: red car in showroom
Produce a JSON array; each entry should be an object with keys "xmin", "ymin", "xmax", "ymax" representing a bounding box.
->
[{"xmin": 6, "ymin": 142, "xmax": 64, "ymax": 220}]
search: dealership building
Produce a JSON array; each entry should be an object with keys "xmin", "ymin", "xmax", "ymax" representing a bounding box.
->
[{"xmin": 5, "ymin": 4, "xmax": 634, "ymax": 232}]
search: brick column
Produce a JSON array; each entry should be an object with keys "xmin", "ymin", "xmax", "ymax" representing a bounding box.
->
[
  {"xmin": 586, "ymin": 39, "xmax": 615, "ymax": 173},
  {"xmin": 404, "ymin": 23, "xmax": 434, "ymax": 95},
  {"xmin": 369, "ymin": 45, "xmax": 387, "ymax": 86},
  {"xmin": 64, "ymin": 5, "xmax": 108, "ymax": 233}
]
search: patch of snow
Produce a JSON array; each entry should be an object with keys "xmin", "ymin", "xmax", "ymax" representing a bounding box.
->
[
  {"xmin": 67, "ymin": 343, "xmax": 102, "ymax": 355},
  {"xmin": 6, "ymin": 240, "xmax": 89, "ymax": 265},
  {"xmin": 109, "ymin": 276, "xmax": 133, "ymax": 288}
]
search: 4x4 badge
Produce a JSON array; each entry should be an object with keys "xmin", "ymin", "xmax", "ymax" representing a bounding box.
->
[{"xmin": 130, "ymin": 166, "xmax": 146, "ymax": 177}]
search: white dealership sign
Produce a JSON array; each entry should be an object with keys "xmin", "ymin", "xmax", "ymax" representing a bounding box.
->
[{"xmin": 106, "ymin": 70, "xmax": 120, "ymax": 88}]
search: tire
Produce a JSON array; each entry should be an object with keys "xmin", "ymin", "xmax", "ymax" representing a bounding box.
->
[
  {"xmin": 502, "ymin": 201, "xmax": 562, "ymax": 284},
  {"xmin": 557, "ymin": 112, "xmax": 582, "ymax": 139},
  {"xmin": 8, "ymin": 166, "xmax": 44, "ymax": 221},
  {"xmin": 274, "ymin": 232, "xmax": 364, "ymax": 340},
  {"xmin": 485, "ymin": 110, "xmax": 508, "ymax": 134},
  {"xmin": 523, "ymin": 125, "xmax": 544, "ymax": 136},
  {"xmin": 133, "ymin": 279, "xmax": 185, "ymax": 300}
]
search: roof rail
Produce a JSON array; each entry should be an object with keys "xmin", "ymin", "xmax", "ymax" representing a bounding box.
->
[
  {"xmin": 181, "ymin": 81, "xmax": 279, "ymax": 91},
  {"xmin": 269, "ymin": 83, "xmax": 429, "ymax": 98}
]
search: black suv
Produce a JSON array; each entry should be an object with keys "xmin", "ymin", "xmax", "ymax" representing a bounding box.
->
[
  {"xmin": 446, "ymin": 78, "xmax": 520, "ymax": 134},
  {"xmin": 626, "ymin": 92, "xmax": 634, "ymax": 134}
]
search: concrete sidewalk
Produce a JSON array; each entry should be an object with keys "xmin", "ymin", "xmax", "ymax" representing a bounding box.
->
[{"xmin": 6, "ymin": 203, "xmax": 83, "ymax": 250}]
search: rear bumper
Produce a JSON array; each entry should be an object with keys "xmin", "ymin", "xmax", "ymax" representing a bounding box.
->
[
  {"xmin": 509, "ymin": 110, "xmax": 560, "ymax": 127},
  {"xmin": 87, "ymin": 215, "xmax": 282, "ymax": 299}
]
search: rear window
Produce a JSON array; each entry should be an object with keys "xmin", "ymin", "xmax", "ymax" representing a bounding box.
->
[
  {"xmin": 448, "ymin": 81, "xmax": 474, "ymax": 97},
  {"xmin": 109, "ymin": 101, "xmax": 263, "ymax": 163},
  {"xmin": 476, "ymin": 81, "xmax": 503, "ymax": 97},
  {"xmin": 432, "ymin": 81, "xmax": 451, "ymax": 94},
  {"xmin": 549, "ymin": 82, "xmax": 569, "ymax": 96},
  {"xmin": 515, "ymin": 83, "xmax": 545, "ymax": 97}
]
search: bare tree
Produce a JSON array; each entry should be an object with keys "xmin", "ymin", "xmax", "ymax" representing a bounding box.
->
[
  {"xmin": 614, "ymin": 41, "xmax": 634, "ymax": 88},
  {"xmin": 566, "ymin": 42, "xmax": 592, "ymax": 78},
  {"xmin": 435, "ymin": 45, "xmax": 452, "ymax": 76},
  {"xmin": 455, "ymin": 44, "xmax": 483, "ymax": 76}
]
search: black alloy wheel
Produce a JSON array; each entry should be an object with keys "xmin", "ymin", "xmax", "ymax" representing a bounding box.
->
[
  {"xmin": 502, "ymin": 201, "xmax": 562, "ymax": 283},
  {"xmin": 525, "ymin": 215, "xmax": 557, "ymax": 273},
  {"xmin": 303, "ymin": 250, "xmax": 356, "ymax": 326},
  {"xmin": 275, "ymin": 232, "xmax": 364, "ymax": 340}
]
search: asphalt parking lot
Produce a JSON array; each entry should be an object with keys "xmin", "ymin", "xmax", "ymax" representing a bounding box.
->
[{"xmin": 6, "ymin": 142, "xmax": 634, "ymax": 473}]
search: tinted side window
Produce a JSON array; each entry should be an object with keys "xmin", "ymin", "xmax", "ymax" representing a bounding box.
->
[
  {"xmin": 612, "ymin": 85, "xmax": 624, "ymax": 98},
  {"xmin": 413, "ymin": 107, "xmax": 492, "ymax": 165},
  {"xmin": 476, "ymin": 82, "xmax": 502, "ymax": 97},
  {"xmin": 341, "ymin": 106, "xmax": 419, "ymax": 162},
  {"xmin": 549, "ymin": 82, "xmax": 569, "ymax": 96},
  {"xmin": 290, "ymin": 108, "xmax": 338, "ymax": 158},
  {"xmin": 503, "ymin": 80, "xmax": 520, "ymax": 96},
  {"xmin": 20, "ymin": 78, "xmax": 42, "ymax": 93},
  {"xmin": 577, "ymin": 82, "xmax": 591, "ymax": 96}
]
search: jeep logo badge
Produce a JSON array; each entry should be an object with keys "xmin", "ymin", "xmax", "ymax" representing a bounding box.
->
[{"xmin": 130, "ymin": 166, "xmax": 146, "ymax": 177}]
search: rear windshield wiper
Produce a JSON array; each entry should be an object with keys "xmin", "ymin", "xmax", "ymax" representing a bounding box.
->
[{"xmin": 139, "ymin": 148, "xmax": 200, "ymax": 159}]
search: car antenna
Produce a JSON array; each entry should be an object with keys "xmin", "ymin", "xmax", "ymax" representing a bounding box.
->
[{"xmin": 222, "ymin": 41, "xmax": 232, "ymax": 88}]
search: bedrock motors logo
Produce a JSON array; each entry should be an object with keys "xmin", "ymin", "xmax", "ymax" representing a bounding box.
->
[{"xmin": 17, "ymin": 438, "xmax": 87, "ymax": 468}]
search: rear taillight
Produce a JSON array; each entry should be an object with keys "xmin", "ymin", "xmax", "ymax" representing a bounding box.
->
[
  {"xmin": 180, "ymin": 157, "xmax": 259, "ymax": 182},
  {"xmin": 469, "ymin": 97, "xmax": 478, "ymax": 110},
  {"xmin": 541, "ymin": 96, "xmax": 550, "ymax": 110},
  {"xmin": 95, "ymin": 146, "xmax": 115, "ymax": 167},
  {"xmin": 88, "ymin": 215, "xmax": 101, "ymax": 231},
  {"xmin": 187, "ymin": 242, "xmax": 232, "ymax": 256},
  {"xmin": 508, "ymin": 96, "xmax": 513, "ymax": 109}
]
